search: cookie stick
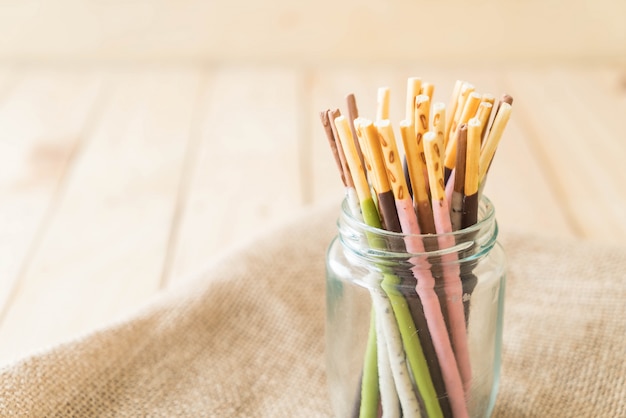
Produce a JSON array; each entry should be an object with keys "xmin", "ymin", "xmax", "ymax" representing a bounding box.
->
[
  {"xmin": 355, "ymin": 118, "xmax": 401, "ymax": 233},
  {"xmin": 444, "ymin": 91, "xmax": 481, "ymax": 184},
  {"xmin": 402, "ymin": 77, "xmax": 423, "ymax": 198},
  {"xmin": 463, "ymin": 118, "xmax": 482, "ymax": 229},
  {"xmin": 444, "ymin": 80, "xmax": 464, "ymax": 150},
  {"xmin": 397, "ymin": 122, "xmax": 432, "ymax": 234},
  {"xmin": 346, "ymin": 93, "xmax": 366, "ymax": 174},
  {"xmin": 327, "ymin": 109, "xmax": 361, "ymax": 218},
  {"xmin": 321, "ymin": 110, "xmax": 366, "ymax": 417},
  {"xmin": 414, "ymin": 95, "xmax": 437, "ymax": 234},
  {"xmin": 479, "ymin": 101, "xmax": 513, "ymax": 185},
  {"xmin": 376, "ymin": 86, "xmax": 391, "ymax": 121},
  {"xmin": 458, "ymin": 117, "xmax": 483, "ymax": 325},
  {"xmin": 424, "ymin": 131, "xmax": 473, "ymax": 404},
  {"xmin": 354, "ymin": 116, "xmax": 404, "ymax": 416},
  {"xmin": 448, "ymin": 83, "xmax": 475, "ymax": 142},
  {"xmin": 478, "ymin": 94, "xmax": 495, "ymax": 142},
  {"xmin": 420, "ymin": 81, "xmax": 435, "ymax": 102},
  {"xmin": 405, "ymin": 77, "xmax": 423, "ymax": 130},
  {"xmin": 333, "ymin": 115, "xmax": 381, "ymax": 417}
]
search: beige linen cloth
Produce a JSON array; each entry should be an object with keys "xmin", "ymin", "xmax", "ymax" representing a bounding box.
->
[{"xmin": 1, "ymin": 203, "xmax": 625, "ymax": 417}]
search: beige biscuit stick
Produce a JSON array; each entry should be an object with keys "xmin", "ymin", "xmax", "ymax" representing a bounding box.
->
[
  {"xmin": 444, "ymin": 91, "xmax": 481, "ymax": 178},
  {"xmin": 431, "ymin": 102, "xmax": 446, "ymax": 143},
  {"xmin": 334, "ymin": 115, "xmax": 372, "ymax": 202},
  {"xmin": 423, "ymin": 132, "xmax": 446, "ymax": 204},
  {"xmin": 399, "ymin": 120, "xmax": 429, "ymax": 204},
  {"xmin": 462, "ymin": 117, "xmax": 482, "ymax": 230},
  {"xmin": 405, "ymin": 77, "xmax": 423, "ymax": 128},
  {"xmin": 420, "ymin": 81, "xmax": 435, "ymax": 102},
  {"xmin": 415, "ymin": 94, "xmax": 430, "ymax": 201},
  {"xmin": 353, "ymin": 117, "xmax": 377, "ymax": 194},
  {"xmin": 465, "ymin": 118, "xmax": 482, "ymax": 197},
  {"xmin": 375, "ymin": 120, "xmax": 408, "ymax": 200},
  {"xmin": 415, "ymin": 94, "xmax": 431, "ymax": 135},
  {"xmin": 479, "ymin": 102, "xmax": 512, "ymax": 183},
  {"xmin": 448, "ymin": 83, "xmax": 475, "ymax": 144},
  {"xmin": 346, "ymin": 93, "xmax": 366, "ymax": 173},
  {"xmin": 474, "ymin": 101, "xmax": 494, "ymax": 145},
  {"xmin": 355, "ymin": 118, "xmax": 391, "ymax": 194},
  {"xmin": 400, "ymin": 119, "xmax": 436, "ymax": 234},
  {"xmin": 444, "ymin": 80, "xmax": 464, "ymax": 149},
  {"xmin": 377, "ymin": 86, "xmax": 391, "ymax": 121}
]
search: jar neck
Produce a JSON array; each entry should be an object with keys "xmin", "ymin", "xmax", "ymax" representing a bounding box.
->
[{"xmin": 337, "ymin": 196, "xmax": 498, "ymax": 267}]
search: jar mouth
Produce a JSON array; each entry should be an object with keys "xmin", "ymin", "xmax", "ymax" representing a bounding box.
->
[{"xmin": 337, "ymin": 196, "xmax": 498, "ymax": 263}]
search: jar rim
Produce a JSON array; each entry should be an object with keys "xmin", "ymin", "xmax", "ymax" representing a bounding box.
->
[
  {"xmin": 340, "ymin": 195, "xmax": 495, "ymax": 239},
  {"xmin": 337, "ymin": 195, "xmax": 498, "ymax": 261}
]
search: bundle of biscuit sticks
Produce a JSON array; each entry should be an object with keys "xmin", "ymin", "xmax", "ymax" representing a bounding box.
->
[{"xmin": 320, "ymin": 77, "xmax": 512, "ymax": 418}]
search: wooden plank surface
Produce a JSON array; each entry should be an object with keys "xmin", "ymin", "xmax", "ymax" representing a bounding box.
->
[
  {"xmin": 165, "ymin": 67, "xmax": 303, "ymax": 286},
  {"xmin": 0, "ymin": 64, "xmax": 624, "ymax": 367},
  {"xmin": 0, "ymin": 68, "xmax": 103, "ymax": 324},
  {"xmin": 0, "ymin": 68, "xmax": 201, "ymax": 364}
]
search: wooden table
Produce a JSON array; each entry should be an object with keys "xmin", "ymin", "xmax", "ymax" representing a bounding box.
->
[{"xmin": 1, "ymin": 63, "xmax": 624, "ymax": 366}]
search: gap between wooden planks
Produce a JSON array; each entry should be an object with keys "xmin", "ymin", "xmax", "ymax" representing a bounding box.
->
[
  {"xmin": 0, "ymin": 68, "xmax": 204, "ymax": 365},
  {"xmin": 0, "ymin": 68, "xmax": 105, "ymax": 344}
]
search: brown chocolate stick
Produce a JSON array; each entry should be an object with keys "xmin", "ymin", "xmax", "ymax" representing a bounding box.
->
[
  {"xmin": 328, "ymin": 109, "xmax": 355, "ymax": 189},
  {"xmin": 320, "ymin": 110, "xmax": 347, "ymax": 187},
  {"xmin": 346, "ymin": 93, "xmax": 366, "ymax": 174}
]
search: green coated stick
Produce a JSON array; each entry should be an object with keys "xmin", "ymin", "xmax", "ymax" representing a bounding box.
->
[
  {"xmin": 361, "ymin": 198, "xmax": 442, "ymax": 418},
  {"xmin": 359, "ymin": 198, "xmax": 382, "ymax": 418},
  {"xmin": 360, "ymin": 308, "xmax": 380, "ymax": 418},
  {"xmin": 381, "ymin": 274, "xmax": 442, "ymax": 418}
]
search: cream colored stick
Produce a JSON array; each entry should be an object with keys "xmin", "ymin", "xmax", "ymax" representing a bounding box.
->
[
  {"xmin": 415, "ymin": 94, "xmax": 431, "ymax": 135},
  {"xmin": 405, "ymin": 77, "xmax": 422, "ymax": 128},
  {"xmin": 479, "ymin": 102, "xmax": 512, "ymax": 183},
  {"xmin": 420, "ymin": 81, "xmax": 435, "ymax": 102},
  {"xmin": 376, "ymin": 120, "xmax": 408, "ymax": 201},
  {"xmin": 334, "ymin": 115, "xmax": 372, "ymax": 202},
  {"xmin": 447, "ymin": 83, "xmax": 475, "ymax": 147},
  {"xmin": 355, "ymin": 118, "xmax": 392, "ymax": 196},
  {"xmin": 444, "ymin": 91, "xmax": 481, "ymax": 180},
  {"xmin": 465, "ymin": 118, "xmax": 482, "ymax": 197},
  {"xmin": 474, "ymin": 101, "xmax": 493, "ymax": 144},
  {"xmin": 444, "ymin": 80, "xmax": 463, "ymax": 149},
  {"xmin": 377, "ymin": 86, "xmax": 391, "ymax": 121}
]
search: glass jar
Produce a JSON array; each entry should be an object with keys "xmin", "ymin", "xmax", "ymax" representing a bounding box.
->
[{"xmin": 325, "ymin": 196, "xmax": 506, "ymax": 418}]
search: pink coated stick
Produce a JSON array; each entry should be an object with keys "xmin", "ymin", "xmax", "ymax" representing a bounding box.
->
[
  {"xmin": 430, "ymin": 198, "xmax": 473, "ymax": 397},
  {"xmin": 395, "ymin": 198, "xmax": 469, "ymax": 418}
]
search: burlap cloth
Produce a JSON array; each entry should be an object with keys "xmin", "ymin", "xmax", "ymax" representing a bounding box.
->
[{"xmin": 1, "ymin": 203, "xmax": 625, "ymax": 417}]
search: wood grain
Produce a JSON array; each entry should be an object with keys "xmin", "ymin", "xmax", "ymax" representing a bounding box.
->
[{"xmin": 0, "ymin": 69, "xmax": 201, "ymax": 365}]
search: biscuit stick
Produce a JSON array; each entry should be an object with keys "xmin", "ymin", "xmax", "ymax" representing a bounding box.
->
[{"xmin": 424, "ymin": 131, "xmax": 473, "ymax": 406}]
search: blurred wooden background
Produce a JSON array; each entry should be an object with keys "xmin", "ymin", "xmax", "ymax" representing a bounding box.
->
[{"xmin": 0, "ymin": 0, "xmax": 624, "ymax": 366}]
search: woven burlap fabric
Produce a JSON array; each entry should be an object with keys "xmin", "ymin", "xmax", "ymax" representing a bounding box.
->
[{"xmin": 1, "ymin": 203, "xmax": 625, "ymax": 417}]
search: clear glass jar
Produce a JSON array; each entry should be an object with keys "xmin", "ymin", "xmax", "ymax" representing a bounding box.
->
[{"xmin": 326, "ymin": 196, "xmax": 506, "ymax": 418}]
